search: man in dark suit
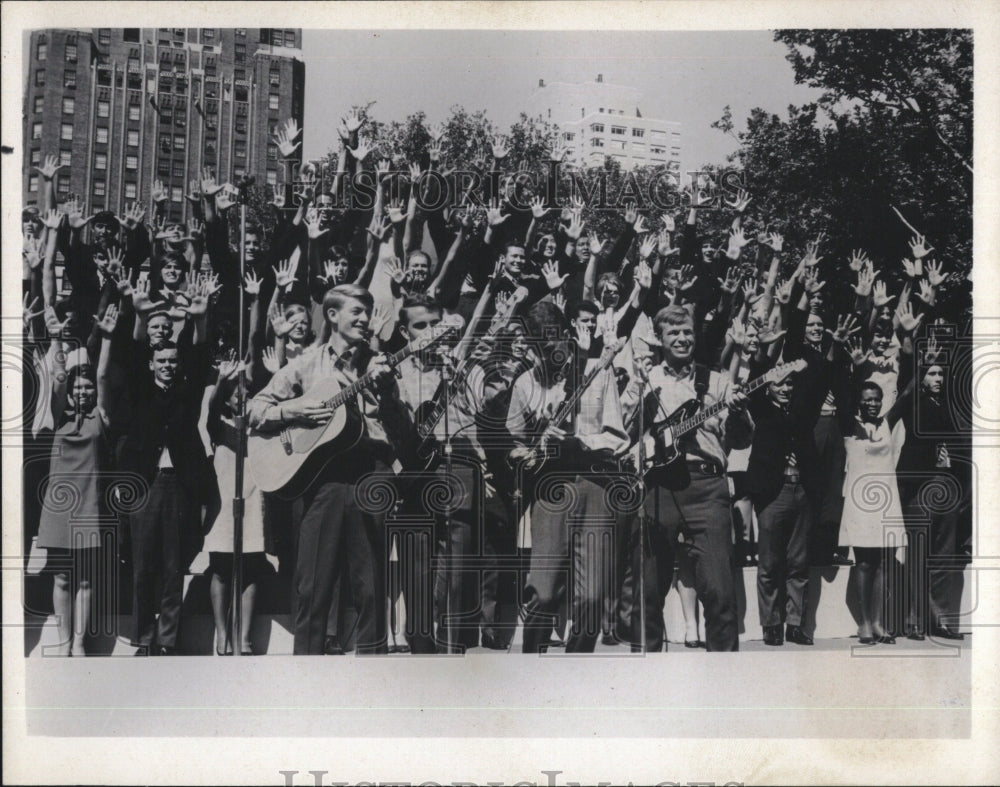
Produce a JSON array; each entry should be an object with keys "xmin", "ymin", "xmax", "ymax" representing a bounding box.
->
[{"xmin": 120, "ymin": 289, "xmax": 212, "ymax": 655}]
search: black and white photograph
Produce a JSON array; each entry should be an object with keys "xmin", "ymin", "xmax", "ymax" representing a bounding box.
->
[{"xmin": 3, "ymin": 2, "xmax": 998, "ymax": 785}]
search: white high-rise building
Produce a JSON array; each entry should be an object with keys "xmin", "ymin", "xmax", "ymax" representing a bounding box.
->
[{"xmin": 526, "ymin": 74, "xmax": 681, "ymax": 172}]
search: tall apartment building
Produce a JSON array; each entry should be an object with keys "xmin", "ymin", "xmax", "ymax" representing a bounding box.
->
[
  {"xmin": 23, "ymin": 27, "xmax": 305, "ymax": 222},
  {"xmin": 526, "ymin": 74, "xmax": 681, "ymax": 173}
]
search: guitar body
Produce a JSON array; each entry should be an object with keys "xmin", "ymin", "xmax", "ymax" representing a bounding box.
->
[
  {"xmin": 643, "ymin": 398, "xmax": 701, "ymax": 491},
  {"xmin": 247, "ymin": 377, "xmax": 365, "ymax": 499}
]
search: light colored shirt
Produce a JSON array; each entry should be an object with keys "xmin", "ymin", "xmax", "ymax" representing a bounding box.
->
[
  {"xmin": 621, "ymin": 362, "xmax": 753, "ymax": 469},
  {"xmin": 394, "ymin": 355, "xmax": 483, "ymax": 455}
]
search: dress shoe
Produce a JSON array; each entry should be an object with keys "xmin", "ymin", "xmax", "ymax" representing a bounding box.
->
[
  {"xmin": 858, "ymin": 636, "xmax": 874, "ymax": 645},
  {"xmin": 831, "ymin": 554, "xmax": 854, "ymax": 566},
  {"xmin": 156, "ymin": 645, "xmax": 177, "ymax": 656},
  {"xmin": 480, "ymin": 633, "xmax": 509, "ymax": 651},
  {"xmin": 133, "ymin": 646, "xmax": 150, "ymax": 656},
  {"xmin": 930, "ymin": 626, "xmax": 965, "ymax": 641},
  {"xmin": 684, "ymin": 639, "xmax": 704, "ymax": 649},
  {"xmin": 785, "ymin": 625, "xmax": 814, "ymax": 646},
  {"xmin": 762, "ymin": 625, "xmax": 783, "ymax": 646},
  {"xmin": 905, "ymin": 627, "xmax": 926, "ymax": 641},
  {"xmin": 601, "ymin": 632, "xmax": 620, "ymax": 647},
  {"xmin": 324, "ymin": 636, "xmax": 345, "ymax": 655},
  {"xmin": 874, "ymin": 633, "xmax": 896, "ymax": 645}
]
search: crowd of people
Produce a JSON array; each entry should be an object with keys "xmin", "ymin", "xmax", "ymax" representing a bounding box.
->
[{"xmin": 21, "ymin": 113, "xmax": 971, "ymax": 656}]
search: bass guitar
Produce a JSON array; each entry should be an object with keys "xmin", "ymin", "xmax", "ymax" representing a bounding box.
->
[{"xmin": 248, "ymin": 325, "xmax": 457, "ymax": 498}]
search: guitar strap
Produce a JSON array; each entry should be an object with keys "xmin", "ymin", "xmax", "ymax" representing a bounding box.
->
[{"xmin": 693, "ymin": 363, "xmax": 711, "ymax": 410}]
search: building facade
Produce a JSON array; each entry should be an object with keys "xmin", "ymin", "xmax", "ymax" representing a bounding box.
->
[
  {"xmin": 526, "ymin": 74, "xmax": 681, "ymax": 173},
  {"xmin": 23, "ymin": 27, "xmax": 305, "ymax": 221}
]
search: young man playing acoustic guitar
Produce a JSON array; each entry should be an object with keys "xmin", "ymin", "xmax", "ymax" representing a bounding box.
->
[
  {"xmin": 248, "ymin": 284, "xmax": 404, "ymax": 655},
  {"xmin": 621, "ymin": 304, "xmax": 751, "ymax": 652}
]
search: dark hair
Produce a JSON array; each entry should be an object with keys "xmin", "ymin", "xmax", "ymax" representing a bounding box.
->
[
  {"xmin": 860, "ymin": 381, "xmax": 884, "ymax": 399},
  {"xmin": 92, "ymin": 210, "xmax": 119, "ymax": 231},
  {"xmin": 653, "ymin": 304, "xmax": 694, "ymax": 333},
  {"xmin": 245, "ymin": 224, "xmax": 262, "ymax": 238},
  {"xmin": 872, "ymin": 318, "xmax": 894, "ymax": 339},
  {"xmin": 398, "ymin": 293, "xmax": 442, "ymax": 327},
  {"xmin": 161, "ymin": 250, "xmax": 188, "ymax": 270},
  {"xmin": 525, "ymin": 300, "xmax": 569, "ymax": 342},
  {"xmin": 327, "ymin": 245, "xmax": 350, "ymax": 262},
  {"xmin": 596, "ymin": 271, "xmax": 623, "ymax": 296},
  {"xmin": 566, "ymin": 299, "xmax": 599, "ymax": 321},
  {"xmin": 150, "ymin": 340, "xmax": 178, "ymax": 355}
]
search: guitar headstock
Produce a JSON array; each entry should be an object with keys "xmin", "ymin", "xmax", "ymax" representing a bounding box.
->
[
  {"xmin": 766, "ymin": 357, "xmax": 807, "ymax": 383},
  {"xmin": 597, "ymin": 338, "xmax": 628, "ymax": 368},
  {"xmin": 412, "ymin": 324, "xmax": 460, "ymax": 353}
]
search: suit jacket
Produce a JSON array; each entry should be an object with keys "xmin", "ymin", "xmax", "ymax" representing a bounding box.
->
[{"xmin": 120, "ymin": 339, "xmax": 213, "ymax": 503}]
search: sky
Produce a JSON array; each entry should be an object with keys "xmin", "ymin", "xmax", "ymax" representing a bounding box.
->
[{"xmin": 300, "ymin": 29, "xmax": 825, "ymax": 172}]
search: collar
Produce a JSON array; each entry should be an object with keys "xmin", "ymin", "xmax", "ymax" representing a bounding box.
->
[
  {"xmin": 326, "ymin": 343, "xmax": 354, "ymax": 371},
  {"xmin": 661, "ymin": 361, "xmax": 693, "ymax": 380}
]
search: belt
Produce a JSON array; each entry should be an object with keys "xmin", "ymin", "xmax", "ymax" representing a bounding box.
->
[
  {"xmin": 687, "ymin": 460, "xmax": 723, "ymax": 477},
  {"xmin": 783, "ymin": 468, "xmax": 801, "ymax": 484},
  {"xmin": 157, "ymin": 467, "xmax": 177, "ymax": 476}
]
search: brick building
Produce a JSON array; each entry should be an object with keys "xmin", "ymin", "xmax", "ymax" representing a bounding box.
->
[{"xmin": 23, "ymin": 27, "xmax": 305, "ymax": 221}]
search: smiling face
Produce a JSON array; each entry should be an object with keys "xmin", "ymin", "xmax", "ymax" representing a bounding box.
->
[
  {"xmin": 575, "ymin": 235, "xmax": 590, "ymax": 261},
  {"xmin": 572, "ymin": 310, "xmax": 596, "ymax": 337},
  {"xmin": 599, "ymin": 282, "xmax": 621, "ymax": 309},
  {"xmin": 315, "ymin": 195, "xmax": 335, "ymax": 226},
  {"xmin": 160, "ymin": 258, "xmax": 185, "ymax": 287},
  {"xmin": 508, "ymin": 325, "xmax": 529, "ymax": 360},
  {"xmin": 659, "ymin": 318, "xmax": 695, "ymax": 365},
  {"xmin": 149, "ymin": 347, "xmax": 179, "ymax": 386},
  {"xmin": 244, "ymin": 231, "xmax": 260, "ymax": 264},
  {"xmin": 540, "ymin": 235, "xmax": 557, "ymax": 259},
  {"xmin": 768, "ymin": 376, "xmax": 794, "ymax": 407},
  {"xmin": 744, "ymin": 324, "xmax": 760, "ymax": 355},
  {"xmin": 285, "ymin": 305, "xmax": 309, "ymax": 343},
  {"xmin": 146, "ymin": 313, "xmax": 173, "ymax": 345},
  {"xmin": 503, "ymin": 246, "xmax": 525, "ymax": 277},
  {"xmin": 400, "ymin": 304, "xmax": 442, "ymax": 345},
  {"xmin": 69, "ymin": 375, "xmax": 96, "ymax": 412},
  {"xmin": 805, "ymin": 313, "xmax": 825, "ymax": 344},
  {"xmin": 406, "ymin": 253, "xmax": 430, "ymax": 287},
  {"xmin": 327, "ymin": 296, "xmax": 371, "ymax": 346},
  {"xmin": 91, "ymin": 220, "xmax": 116, "ymax": 250},
  {"xmin": 859, "ymin": 386, "xmax": 883, "ymax": 421},
  {"xmin": 326, "ymin": 256, "xmax": 350, "ymax": 286},
  {"xmin": 871, "ymin": 333, "xmax": 891, "ymax": 354}
]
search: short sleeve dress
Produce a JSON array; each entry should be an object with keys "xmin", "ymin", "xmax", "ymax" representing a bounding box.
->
[{"xmin": 202, "ymin": 413, "xmax": 266, "ymax": 554}]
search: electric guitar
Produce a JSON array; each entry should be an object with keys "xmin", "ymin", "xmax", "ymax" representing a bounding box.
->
[
  {"xmin": 631, "ymin": 358, "xmax": 806, "ymax": 487},
  {"xmin": 248, "ymin": 325, "xmax": 457, "ymax": 498}
]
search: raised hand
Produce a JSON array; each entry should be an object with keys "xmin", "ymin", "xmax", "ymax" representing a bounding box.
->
[
  {"xmin": 774, "ymin": 277, "xmax": 794, "ymax": 305},
  {"xmin": 541, "ymin": 260, "xmax": 569, "ymax": 290},
  {"xmin": 387, "ymin": 199, "xmax": 406, "ymax": 224},
  {"xmin": 908, "ymin": 233, "xmax": 934, "ymax": 259},
  {"xmin": 272, "ymin": 258, "xmax": 298, "ymax": 290},
  {"xmin": 551, "ymin": 291, "xmax": 567, "ymax": 313},
  {"xmin": 852, "ymin": 261, "xmax": 877, "ymax": 298},
  {"xmin": 384, "ymin": 256, "xmax": 406, "ymax": 285},
  {"xmin": 271, "ymin": 188, "xmax": 287, "ymax": 209},
  {"xmin": 727, "ymin": 317, "xmax": 747, "ymax": 347},
  {"xmin": 717, "ymin": 266, "xmax": 741, "ymax": 295},
  {"xmin": 186, "ymin": 216, "xmax": 204, "ymax": 241},
  {"xmin": 268, "ymin": 302, "xmax": 293, "ymax": 338},
  {"xmin": 486, "ymin": 198, "xmax": 509, "ymax": 228},
  {"xmin": 896, "ymin": 300, "xmax": 924, "ymax": 333},
  {"xmin": 132, "ymin": 275, "xmax": 166, "ymax": 313},
  {"xmin": 185, "ymin": 179, "xmax": 202, "ymax": 205},
  {"xmin": 639, "ymin": 235, "xmax": 657, "ymax": 261},
  {"xmin": 916, "ymin": 278, "xmax": 936, "ymax": 305},
  {"xmin": 407, "ymin": 161, "xmax": 423, "ymax": 184},
  {"xmin": 846, "ymin": 336, "xmax": 867, "ymax": 366},
  {"xmin": 726, "ymin": 227, "xmax": 751, "ymax": 259},
  {"xmin": 635, "ymin": 259, "xmax": 653, "ymax": 290},
  {"xmin": 491, "ymin": 134, "xmax": 509, "ymax": 160},
  {"xmin": 244, "ymin": 271, "xmax": 262, "ymax": 297},
  {"xmin": 725, "ymin": 186, "xmax": 751, "ymax": 212},
  {"xmin": 274, "ymin": 117, "xmax": 302, "ymax": 158},
  {"xmin": 623, "ymin": 202, "xmax": 638, "ymax": 226},
  {"xmin": 828, "ymin": 313, "xmax": 861, "ymax": 343},
  {"xmin": 215, "ymin": 184, "xmax": 238, "ymax": 210},
  {"xmin": 97, "ymin": 303, "xmax": 120, "ymax": 336},
  {"xmin": 428, "ymin": 140, "xmax": 442, "ymax": 163},
  {"xmin": 872, "ymin": 280, "xmax": 895, "ymax": 308},
  {"xmin": 63, "ymin": 198, "xmax": 93, "ymax": 229},
  {"xmin": 427, "ymin": 122, "xmax": 446, "ymax": 143},
  {"xmin": 589, "ymin": 232, "xmax": 606, "ymax": 257},
  {"xmin": 261, "ymin": 346, "xmax": 281, "ymax": 374},
  {"xmin": 44, "ymin": 306, "xmax": 70, "ymax": 338},
  {"xmin": 803, "ymin": 267, "xmax": 826, "ymax": 295},
  {"xmin": 122, "ymin": 201, "xmax": 145, "ymax": 230},
  {"xmin": 632, "ymin": 212, "xmax": 649, "ymax": 235},
  {"xmin": 302, "ymin": 206, "xmax": 326, "ymax": 239},
  {"xmin": 23, "ymin": 235, "xmax": 44, "ymax": 269},
  {"xmin": 367, "ymin": 302, "xmax": 392, "ymax": 337},
  {"xmin": 99, "ymin": 247, "xmax": 126, "ymax": 278},
  {"xmin": 530, "ymin": 195, "xmax": 548, "ymax": 219},
  {"xmin": 201, "ymin": 167, "xmax": 224, "ymax": 197},
  {"xmin": 41, "ymin": 208, "xmax": 64, "ymax": 230},
  {"xmin": 150, "ymin": 179, "xmax": 168, "ymax": 204},
  {"xmin": 346, "ymin": 142, "xmax": 372, "ymax": 162},
  {"xmin": 366, "ymin": 214, "xmax": 392, "ymax": 243},
  {"xmin": 678, "ymin": 264, "xmax": 699, "ymax": 292},
  {"xmin": 35, "ymin": 154, "xmax": 65, "ymax": 181},
  {"xmin": 901, "ymin": 258, "xmax": 919, "ymax": 278},
  {"xmin": 764, "ymin": 232, "xmax": 784, "ymax": 252},
  {"xmin": 565, "ymin": 208, "xmax": 585, "ymax": 240},
  {"xmin": 22, "ymin": 293, "xmax": 44, "ymax": 328},
  {"xmin": 342, "ymin": 111, "xmax": 364, "ymax": 133},
  {"xmin": 801, "ymin": 238, "xmax": 823, "ymax": 267},
  {"xmin": 848, "ymin": 249, "xmax": 870, "ymax": 272},
  {"xmin": 660, "ymin": 213, "xmax": 676, "ymax": 233},
  {"xmin": 925, "ymin": 259, "xmax": 947, "ymax": 287}
]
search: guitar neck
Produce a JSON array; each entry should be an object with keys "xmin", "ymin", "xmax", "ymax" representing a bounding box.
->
[
  {"xmin": 673, "ymin": 370, "xmax": 771, "ymax": 438},
  {"xmin": 323, "ymin": 344, "xmax": 413, "ymax": 410},
  {"xmin": 530, "ymin": 357, "xmax": 611, "ymax": 450}
]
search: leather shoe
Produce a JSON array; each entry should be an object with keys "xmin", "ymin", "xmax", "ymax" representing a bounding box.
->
[
  {"xmin": 684, "ymin": 639, "xmax": 704, "ymax": 649},
  {"xmin": 905, "ymin": 627, "xmax": 926, "ymax": 641},
  {"xmin": 930, "ymin": 626, "xmax": 965, "ymax": 641},
  {"xmin": 601, "ymin": 632, "xmax": 620, "ymax": 647},
  {"xmin": 324, "ymin": 636, "xmax": 345, "ymax": 655},
  {"xmin": 156, "ymin": 645, "xmax": 177, "ymax": 656},
  {"xmin": 480, "ymin": 633, "xmax": 509, "ymax": 650},
  {"xmin": 874, "ymin": 634, "xmax": 896, "ymax": 645},
  {"xmin": 785, "ymin": 625, "xmax": 814, "ymax": 646},
  {"xmin": 762, "ymin": 625, "xmax": 783, "ymax": 646}
]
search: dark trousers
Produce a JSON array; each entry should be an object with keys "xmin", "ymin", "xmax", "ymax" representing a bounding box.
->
[
  {"xmin": 811, "ymin": 414, "xmax": 846, "ymax": 562},
  {"xmin": 130, "ymin": 471, "xmax": 198, "ymax": 648},
  {"xmin": 755, "ymin": 481, "xmax": 813, "ymax": 628},
  {"xmin": 522, "ymin": 475, "xmax": 619, "ymax": 654},
  {"xmin": 902, "ymin": 478, "xmax": 964, "ymax": 632},
  {"xmin": 292, "ymin": 465, "xmax": 386, "ymax": 655},
  {"xmin": 391, "ymin": 461, "xmax": 480, "ymax": 653},
  {"xmin": 636, "ymin": 472, "xmax": 739, "ymax": 652},
  {"xmin": 480, "ymin": 494, "xmax": 518, "ymax": 646}
]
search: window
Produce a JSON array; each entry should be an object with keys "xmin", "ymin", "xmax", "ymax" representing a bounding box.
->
[
  {"xmin": 235, "ymin": 85, "xmax": 248, "ymax": 102},
  {"xmin": 97, "ymin": 100, "xmax": 110, "ymax": 118},
  {"xmin": 65, "ymin": 44, "xmax": 77, "ymax": 62},
  {"xmin": 173, "ymin": 134, "xmax": 185, "ymax": 151},
  {"xmin": 95, "ymin": 152, "xmax": 107, "ymax": 170},
  {"xmin": 563, "ymin": 132, "xmax": 575, "ymax": 141},
  {"xmin": 234, "ymin": 140, "xmax": 246, "ymax": 158},
  {"xmin": 590, "ymin": 123, "xmax": 604, "ymax": 133},
  {"xmin": 171, "ymin": 186, "xmax": 182, "ymax": 202},
  {"xmin": 235, "ymin": 120, "xmax": 247, "ymax": 135},
  {"xmin": 205, "ymin": 99, "xmax": 218, "ymax": 114},
  {"xmin": 172, "ymin": 161, "xmax": 184, "ymax": 178},
  {"xmin": 235, "ymin": 102, "xmax": 248, "ymax": 117},
  {"xmin": 205, "ymin": 56, "xmax": 216, "ymax": 71},
  {"xmin": 124, "ymin": 181, "xmax": 137, "ymax": 199},
  {"xmin": 269, "ymin": 67, "xmax": 280, "ymax": 86},
  {"xmin": 126, "ymin": 155, "xmax": 138, "ymax": 171},
  {"xmin": 128, "ymin": 105, "xmax": 141, "ymax": 121},
  {"xmin": 650, "ymin": 145, "xmax": 666, "ymax": 155},
  {"xmin": 59, "ymin": 150, "xmax": 71, "ymax": 167},
  {"xmin": 235, "ymin": 28, "xmax": 246, "ymax": 37},
  {"xmin": 34, "ymin": 95, "xmax": 44, "ymax": 113},
  {"xmin": 268, "ymin": 93, "xmax": 280, "ymax": 111},
  {"xmin": 30, "ymin": 149, "xmax": 41, "ymax": 166},
  {"xmin": 60, "ymin": 123, "xmax": 73, "ymax": 141},
  {"xmin": 35, "ymin": 69, "xmax": 45, "ymax": 87},
  {"xmin": 235, "ymin": 43, "xmax": 246, "ymax": 61},
  {"xmin": 267, "ymin": 143, "xmax": 277, "ymax": 161},
  {"xmin": 58, "ymin": 179, "xmax": 70, "ymax": 194},
  {"xmin": 632, "ymin": 128, "xmax": 645, "ymax": 138},
  {"xmin": 96, "ymin": 127, "xmax": 109, "ymax": 144},
  {"xmin": 127, "ymin": 130, "xmax": 139, "ymax": 146},
  {"xmin": 611, "ymin": 126, "xmax": 626, "ymax": 136},
  {"xmin": 29, "ymin": 174, "xmax": 39, "ymax": 192},
  {"xmin": 205, "ymin": 137, "xmax": 217, "ymax": 156},
  {"xmin": 93, "ymin": 179, "xmax": 105, "ymax": 197},
  {"xmin": 157, "ymin": 158, "xmax": 170, "ymax": 176},
  {"xmin": 36, "ymin": 41, "xmax": 47, "ymax": 60},
  {"xmin": 159, "ymin": 74, "xmax": 173, "ymax": 93},
  {"xmin": 284, "ymin": 30, "xmax": 296, "ymax": 47},
  {"xmin": 97, "ymin": 68, "xmax": 111, "ymax": 86},
  {"xmin": 204, "ymin": 80, "xmax": 218, "ymax": 98},
  {"xmin": 270, "ymin": 29, "xmax": 284, "ymax": 47},
  {"xmin": 174, "ymin": 28, "xmax": 185, "ymax": 38},
  {"xmin": 266, "ymin": 169, "xmax": 277, "ymax": 186},
  {"xmin": 63, "ymin": 69, "xmax": 75, "ymax": 89},
  {"xmin": 124, "ymin": 28, "xmax": 139, "ymax": 43},
  {"xmin": 234, "ymin": 167, "xmax": 246, "ymax": 179},
  {"xmin": 202, "ymin": 28, "xmax": 215, "ymax": 43},
  {"xmin": 590, "ymin": 138, "xmax": 604, "ymax": 148},
  {"xmin": 31, "ymin": 122, "xmax": 42, "ymax": 139},
  {"xmin": 98, "ymin": 29, "xmax": 111, "ymax": 46}
]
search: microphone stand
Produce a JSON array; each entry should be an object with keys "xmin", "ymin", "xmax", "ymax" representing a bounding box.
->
[
  {"xmin": 633, "ymin": 365, "xmax": 649, "ymax": 654},
  {"xmin": 440, "ymin": 351, "xmax": 455, "ymax": 653},
  {"xmin": 231, "ymin": 174, "xmax": 255, "ymax": 656}
]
